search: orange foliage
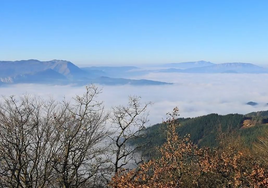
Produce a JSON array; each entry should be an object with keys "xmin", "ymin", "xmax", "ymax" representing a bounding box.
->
[{"xmin": 110, "ymin": 108, "xmax": 268, "ymax": 188}]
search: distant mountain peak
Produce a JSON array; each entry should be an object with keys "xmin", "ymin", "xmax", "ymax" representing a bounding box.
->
[
  {"xmin": 185, "ymin": 60, "xmax": 212, "ymax": 64},
  {"xmin": 0, "ymin": 59, "xmax": 171, "ymax": 86},
  {"xmin": 0, "ymin": 59, "xmax": 86, "ymax": 79},
  {"xmin": 163, "ymin": 60, "xmax": 214, "ymax": 69},
  {"xmin": 219, "ymin": 62, "xmax": 258, "ymax": 67},
  {"xmin": 22, "ymin": 59, "xmax": 39, "ymax": 61},
  {"xmin": 160, "ymin": 61, "xmax": 268, "ymax": 73},
  {"xmin": 51, "ymin": 59, "xmax": 69, "ymax": 62}
]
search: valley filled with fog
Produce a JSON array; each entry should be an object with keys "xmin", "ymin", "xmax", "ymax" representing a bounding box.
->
[{"xmin": 1, "ymin": 73, "xmax": 268, "ymax": 126}]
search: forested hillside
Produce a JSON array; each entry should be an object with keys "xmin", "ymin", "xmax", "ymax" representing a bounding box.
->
[
  {"xmin": 130, "ymin": 111, "xmax": 268, "ymax": 159},
  {"xmin": 112, "ymin": 108, "xmax": 268, "ymax": 187}
]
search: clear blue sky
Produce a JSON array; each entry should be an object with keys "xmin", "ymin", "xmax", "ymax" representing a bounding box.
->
[{"xmin": 1, "ymin": 0, "xmax": 268, "ymax": 66}]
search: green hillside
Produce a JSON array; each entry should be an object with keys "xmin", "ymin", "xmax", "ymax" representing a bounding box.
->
[{"xmin": 131, "ymin": 110, "xmax": 268, "ymax": 159}]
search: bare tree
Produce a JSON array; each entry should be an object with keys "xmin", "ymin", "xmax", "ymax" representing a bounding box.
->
[
  {"xmin": 0, "ymin": 95, "xmax": 57, "ymax": 188},
  {"xmin": 50, "ymin": 85, "xmax": 109, "ymax": 188},
  {"xmin": 0, "ymin": 85, "xmax": 110, "ymax": 188},
  {"xmin": 109, "ymin": 96, "xmax": 150, "ymax": 174}
]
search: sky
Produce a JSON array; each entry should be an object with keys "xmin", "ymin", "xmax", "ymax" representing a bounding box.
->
[{"xmin": 1, "ymin": 0, "xmax": 268, "ymax": 66}]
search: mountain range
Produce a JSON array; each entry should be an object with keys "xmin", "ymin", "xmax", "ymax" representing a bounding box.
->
[
  {"xmin": 160, "ymin": 61, "xmax": 268, "ymax": 73},
  {"xmin": 0, "ymin": 60, "xmax": 267, "ymax": 86},
  {"xmin": 0, "ymin": 60, "xmax": 170, "ymax": 86},
  {"xmin": 83, "ymin": 61, "xmax": 268, "ymax": 76}
]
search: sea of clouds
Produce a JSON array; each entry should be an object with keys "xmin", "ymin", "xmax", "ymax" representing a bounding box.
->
[{"xmin": 1, "ymin": 73, "xmax": 268, "ymax": 126}]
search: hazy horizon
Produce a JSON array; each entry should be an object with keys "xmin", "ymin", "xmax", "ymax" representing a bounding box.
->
[
  {"xmin": 1, "ymin": 1, "xmax": 268, "ymax": 124},
  {"xmin": 1, "ymin": 73, "xmax": 267, "ymax": 125},
  {"xmin": 1, "ymin": 59, "xmax": 268, "ymax": 69}
]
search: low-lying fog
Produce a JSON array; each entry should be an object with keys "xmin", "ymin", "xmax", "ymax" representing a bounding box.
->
[{"xmin": 1, "ymin": 73, "xmax": 268, "ymax": 126}]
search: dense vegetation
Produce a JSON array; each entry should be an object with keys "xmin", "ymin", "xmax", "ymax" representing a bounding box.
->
[
  {"xmin": 0, "ymin": 85, "xmax": 149, "ymax": 188},
  {"xmin": 1, "ymin": 85, "xmax": 268, "ymax": 187},
  {"xmin": 130, "ymin": 110, "xmax": 268, "ymax": 159},
  {"xmin": 111, "ymin": 108, "xmax": 268, "ymax": 187}
]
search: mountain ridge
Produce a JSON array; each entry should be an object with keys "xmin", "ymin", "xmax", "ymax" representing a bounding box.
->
[
  {"xmin": 1, "ymin": 59, "xmax": 267, "ymax": 85},
  {"xmin": 0, "ymin": 59, "xmax": 171, "ymax": 86},
  {"xmin": 160, "ymin": 61, "xmax": 268, "ymax": 73}
]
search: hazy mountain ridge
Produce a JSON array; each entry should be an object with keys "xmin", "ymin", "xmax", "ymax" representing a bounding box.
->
[
  {"xmin": 160, "ymin": 61, "xmax": 268, "ymax": 73},
  {"xmin": 0, "ymin": 59, "xmax": 80, "ymax": 77},
  {"xmin": 13, "ymin": 69, "xmax": 68, "ymax": 84},
  {"xmin": 163, "ymin": 60, "xmax": 215, "ymax": 69},
  {"xmin": 91, "ymin": 76, "xmax": 170, "ymax": 85},
  {"xmin": 1, "ymin": 59, "xmax": 267, "ymax": 86},
  {"xmin": 81, "ymin": 66, "xmax": 143, "ymax": 78},
  {"xmin": 0, "ymin": 60, "xmax": 170, "ymax": 85}
]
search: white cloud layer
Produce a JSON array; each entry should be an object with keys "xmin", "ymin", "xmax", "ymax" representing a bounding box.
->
[{"xmin": 0, "ymin": 73, "xmax": 268, "ymax": 126}]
